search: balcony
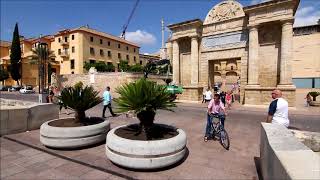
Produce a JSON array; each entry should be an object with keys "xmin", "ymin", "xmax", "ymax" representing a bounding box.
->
[
  {"xmin": 59, "ymin": 41, "xmax": 69, "ymax": 46},
  {"xmin": 60, "ymin": 51, "xmax": 69, "ymax": 58}
]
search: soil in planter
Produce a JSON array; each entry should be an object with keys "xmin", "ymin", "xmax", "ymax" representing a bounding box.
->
[
  {"xmin": 115, "ymin": 124, "xmax": 179, "ymax": 141},
  {"xmin": 48, "ymin": 117, "xmax": 105, "ymax": 127}
]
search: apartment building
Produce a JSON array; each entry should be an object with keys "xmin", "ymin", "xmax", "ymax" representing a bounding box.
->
[
  {"xmin": 0, "ymin": 36, "xmax": 60, "ymax": 86},
  {"xmin": 52, "ymin": 26, "xmax": 140, "ymax": 74}
]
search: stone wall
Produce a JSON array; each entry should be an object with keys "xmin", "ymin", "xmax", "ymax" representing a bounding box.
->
[
  {"xmin": 260, "ymin": 123, "xmax": 320, "ymax": 180},
  {"xmin": 244, "ymin": 86, "xmax": 296, "ymax": 106},
  {"xmin": 59, "ymin": 72, "xmax": 167, "ymax": 97},
  {"xmin": 0, "ymin": 99, "xmax": 59, "ymax": 136}
]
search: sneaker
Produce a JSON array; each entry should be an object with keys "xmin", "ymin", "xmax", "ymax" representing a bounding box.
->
[{"xmin": 204, "ymin": 136, "xmax": 208, "ymax": 142}]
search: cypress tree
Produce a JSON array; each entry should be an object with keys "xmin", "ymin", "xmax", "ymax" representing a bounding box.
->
[{"xmin": 9, "ymin": 23, "xmax": 22, "ymax": 85}]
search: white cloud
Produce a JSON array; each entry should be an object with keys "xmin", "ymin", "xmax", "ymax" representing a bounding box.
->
[
  {"xmin": 294, "ymin": 6, "xmax": 320, "ymax": 27},
  {"xmin": 125, "ymin": 30, "xmax": 156, "ymax": 46}
]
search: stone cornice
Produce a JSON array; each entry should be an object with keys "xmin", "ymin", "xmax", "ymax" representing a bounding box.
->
[
  {"xmin": 244, "ymin": 0, "xmax": 299, "ymax": 15},
  {"xmin": 167, "ymin": 19, "xmax": 203, "ymax": 30}
]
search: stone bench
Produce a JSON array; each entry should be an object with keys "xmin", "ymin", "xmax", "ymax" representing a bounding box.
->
[
  {"xmin": 260, "ymin": 123, "xmax": 320, "ymax": 180},
  {"xmin": 0, "ymin": 98, "xmax": 59, "ymax": 136}
]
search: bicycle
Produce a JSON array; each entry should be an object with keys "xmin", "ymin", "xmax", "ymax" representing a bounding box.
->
[{"xmin": 209, "ymin": 114, "xmax": 230, "ymax": 150}]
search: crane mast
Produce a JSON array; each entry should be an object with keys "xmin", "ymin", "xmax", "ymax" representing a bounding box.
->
[{"xmin": 121, "ymin": 0, "xmax": 140, "ymax": 39}]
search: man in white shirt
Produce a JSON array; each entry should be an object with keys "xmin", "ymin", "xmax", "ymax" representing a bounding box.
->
[
  {"xmin": 204, "ymin": 88, "xmax": 212, "ymax": 103},
  {"xmin": 266, "ymin": 89, "xmax": 290, "ymax": 127}
]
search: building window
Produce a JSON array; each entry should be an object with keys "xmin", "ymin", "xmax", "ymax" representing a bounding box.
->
[
  {"xmin": 72, "ymin": 35, "xmax": 74, "ymax": 40},
  {"xmin": 107, "ymin": 62, "xmax": 112, "ymax": 65},
  {"xmin": 72, "ymin": 46, "xmax": 75, "ymax": 53},
  {"xmin": 118, "ymin": 44, "xmax": 120, "ymax": 49},
  {"xmin": 117, "ymin": 64, "xmax": 120, "ymax": 69},
  {"xmin": 108, "ymin": 51, "xmax": 111, "ymax": 57},
  {"xmin": 231, "ymin": 66, "xmax": 234, "ymax": 70},
  {"xmin": 126, "ymin": 55, "xmax": 129, "ymax": 60},
  {"xmin": 134, "ymin": 56, "xmax": 136, "ymax": 61},
  {"xmin": 100, "ymin": 49, "xmax": 104, "ymax": 56},
  {"xmin": 70, "ymin": 59, "xmax": 75, "ymax": 69},
  {"xmin": 64, "ymin": 37, "xmax": 68, "ymax": 42},
  {"xmin": 90, "ymin": 36, "xmax": 93, "ymax": 42},
  {"xmin": 118, "ymin": 53, "xmax": 121, "ymax": 59},
  {"xmin": 58, "ymin": 49, "xmax": 61, "ymax": 55},
  {"xmin": 139, "ymin": 60, "xmax": 142, "ymax": 65},
  {"xmin": 90, "ymin": 60, "xmax": 95, "ymax": 64},
  {"xmin": 126, "ymin": 46, "xmax": 129, "ymax": 51},
  {"xmin": 90, "ymin": 47, "xmax": 94, "ymax": 55},
  {"xmin": 100, "ymin": 39, "xmax": 103, "ymax": 44},
  {"xmin": 215, "ymin": 66, "xmax": 218, "ymax": 71},
  {"xmin": 134, "ymin": 58, "xmax": 136, "ymax": 63},
  {"xmin": 58, "ymin": 38, "xmax": 61, "ymax": 42},
  {"xmin": 134, "ymin": 48, "xmax": 136, "ymax": 53},
  {"xmin": 108, "ymin": 41, "xmax": 110, "ymax": 46}
]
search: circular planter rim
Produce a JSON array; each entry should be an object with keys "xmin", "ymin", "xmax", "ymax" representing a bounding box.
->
[
  {"xmin": 108, "ymin": 123, "xmax": 184, "ymax": 142},
  {"xmin": 41, "ymin": 117, "xmax": 107, "ymax": 130}
]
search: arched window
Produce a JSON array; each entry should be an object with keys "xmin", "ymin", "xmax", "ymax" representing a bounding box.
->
[
  {"xmin": 215, "ymin": 66, "xmax": 218, "ymax": 71},
  {"xmin": 231, "ymin": 66, "xmax": 234, "ymax": 70}
]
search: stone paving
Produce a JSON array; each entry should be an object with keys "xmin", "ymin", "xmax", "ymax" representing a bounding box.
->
[{"xmin": 1, "ymin": 104, "xmax": 265, "ymax": 180}]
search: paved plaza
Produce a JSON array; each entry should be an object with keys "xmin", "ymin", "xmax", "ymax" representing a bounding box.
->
[{"xmin": 1, "ymin": 89, "xmax": 319, "ymax": 179}]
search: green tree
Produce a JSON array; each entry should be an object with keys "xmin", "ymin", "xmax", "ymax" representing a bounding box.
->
[
  {"xmin": 119, "ymin": 60, "xmax": 130, "ymax": 72},
  {"xmin": 29, "ymin": 43, "xmax": 56, "ymax": 89},
  {"xmin": 0, "ymin": 66, "xmax": 9, "ymax": 85},
  {"xmin": 114, "ymin": 78, "xmax": 176, "ymax": 139},
  {"xmin": 9, "ymin": 23, "xmax": 22, "ymax": 85},
  {"xmin": 129, "ymin": 64, "xmax": 143, "ymax": 72},
  {"xmin": 84, "ymin": 61, "xmax": 115, "ymax": 72}
]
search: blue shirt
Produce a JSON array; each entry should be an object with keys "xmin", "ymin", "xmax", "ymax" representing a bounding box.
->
[{"xmin": 103, "ymin": 90, "xmax": 112, "ymax": 105}]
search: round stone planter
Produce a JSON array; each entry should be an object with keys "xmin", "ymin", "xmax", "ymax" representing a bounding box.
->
[
  {"xmin": 310, "ymin": 101, "xmax": 320, "ymax": 107},
  {"xmin": 40, "ymin": 118, "xmax": 110, "ymax": 149},
  {"xmin": 106, "ymin": 124, "xmax": 187, "ymax": 170}
]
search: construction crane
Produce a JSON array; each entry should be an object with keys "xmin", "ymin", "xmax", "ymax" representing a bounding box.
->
[{"xmin": 121, "ymin": 0, "xmax": 140, "ymax": 39}]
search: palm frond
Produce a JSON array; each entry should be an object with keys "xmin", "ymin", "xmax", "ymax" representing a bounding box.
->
[{"xmin": 114, "ymin": 78, "xmax": 176, "ymax": 114}]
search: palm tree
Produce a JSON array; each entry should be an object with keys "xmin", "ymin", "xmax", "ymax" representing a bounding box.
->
[
  {"xmin": 114, "ymin": 78, "xmax": 176, "ymax": 139},
  {"xmin": 58, "ymin": 82, "xmax": 102, "ymax": 123},
  {"xmin": 28, "ymin": 43, "xmax": 57, "ymax": 92}
]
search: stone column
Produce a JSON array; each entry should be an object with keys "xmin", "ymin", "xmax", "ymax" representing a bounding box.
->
[
  {"xmin": 248, "ymin": 25, "xmax": 260, "ymax": 86},
  {"xmin": 279, "ymin": 19, "xmax": 294, "ymax": 85},
  {"xmin": 191, "ymin": 36, "xmax": 199, "ymax": 85},
  {"xmin": 172, "ymin": 40, "xmax": 180, "ymax": 85}
]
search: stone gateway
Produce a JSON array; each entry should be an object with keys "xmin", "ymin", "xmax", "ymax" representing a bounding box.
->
[{"xmin": 167, "ymin": 0, "xmax": 299, "ymax": 106}]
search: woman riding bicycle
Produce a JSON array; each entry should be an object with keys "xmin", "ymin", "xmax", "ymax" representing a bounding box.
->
[{"xmin": 204, "ymin": 93, "xmax": 228, "ymax": 142}]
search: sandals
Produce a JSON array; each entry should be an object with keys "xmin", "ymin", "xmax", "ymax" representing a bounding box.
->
[{"xmin": 204, "ymin": 136, "xmax": 208, "ymax": 142}]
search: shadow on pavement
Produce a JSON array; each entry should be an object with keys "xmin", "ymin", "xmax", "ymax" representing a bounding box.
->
[{"xmin": 254, "ymin": 156, "xmax": 263, "ymax": 180}]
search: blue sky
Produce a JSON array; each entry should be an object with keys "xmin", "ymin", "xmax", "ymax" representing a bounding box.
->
[{"xmin": 1, "ymin": 0, "xmax": 319, "ymax": 54}]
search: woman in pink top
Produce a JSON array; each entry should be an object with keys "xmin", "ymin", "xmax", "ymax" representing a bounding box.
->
[
  {"xmin": 204, "ymin": 94, "xmax": 227, "ymax": 142},
  {"xmin": 225, "ymin": 91, "xmax": 232, "ymax": 110}
]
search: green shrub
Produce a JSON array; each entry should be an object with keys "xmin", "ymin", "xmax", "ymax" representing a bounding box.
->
[
  {"xmin": 114, "ymin": 78, "xmax": 176, "ymax": 139},
  {"xmin": 309, "ymin": 91, "xmax": 320, "ymax": 101}
]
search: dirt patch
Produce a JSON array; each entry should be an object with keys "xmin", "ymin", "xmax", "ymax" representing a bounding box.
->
[
  {"xmin": 48, "ymin": 117, "xmax": 104, "ymax": 127},
  {"xmin": 115, "ymin": 124, "xmax": 179, "ymax": 141}
]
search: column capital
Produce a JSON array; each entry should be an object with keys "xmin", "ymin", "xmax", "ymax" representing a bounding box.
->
[
  {"xmin": 280, "ymin": 18, "xmax": 294, "ymax": 25},
  {"xmin": 247, "ymin": 24, "xmax": 259, "ymax": 30},
  {"xmin": 190, "ymin": 35, "xmax": 199, "ymax": 40}
]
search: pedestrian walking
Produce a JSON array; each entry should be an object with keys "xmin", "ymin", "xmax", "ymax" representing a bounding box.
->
[
  {"xmin": 204, "ymin": 88, "xmax": 212, "ymax": 103},
  {"xmin": 102, "ymin": 86, "xmax": 116, "ymax": 118},
  {"xmin": 226, "ymin": 91, "xmax": 232, "ymax": 110},
  {"xmin": 305, "ymin": 93, "xmax": 312, "ymax": 107},
  {"xmin": 266, "ymin": 89, "xmax": 290, "ymax": 128}
]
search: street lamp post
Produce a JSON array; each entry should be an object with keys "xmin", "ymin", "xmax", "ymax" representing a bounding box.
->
[{"xmin": 38, "ymin": 36, "xmax": 49, "ymax": 103}]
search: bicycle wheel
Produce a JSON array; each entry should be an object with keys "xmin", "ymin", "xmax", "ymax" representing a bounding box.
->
[{"xmin": 219, "ymin": 129, "xmax": 230, "ymax": 150}]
